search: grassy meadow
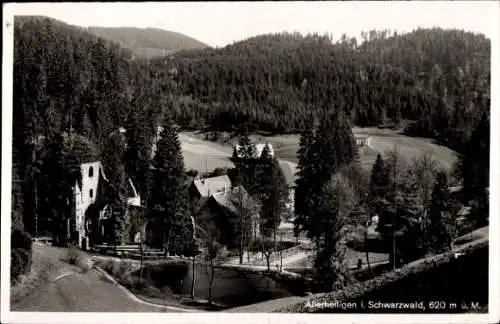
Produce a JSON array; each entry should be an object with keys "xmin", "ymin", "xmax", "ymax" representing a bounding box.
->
[{"xmin": 180, "ymin": 128, "xmax": 458, "ymax": 173}]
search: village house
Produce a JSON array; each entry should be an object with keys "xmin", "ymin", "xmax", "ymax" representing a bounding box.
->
[
  {"xmin": 189, "ymin": 174, "xmax": 232, "ymax": 201},
  {"xmin": 197, "ymin": 185, "xmax": 261, "ymax": 244}
]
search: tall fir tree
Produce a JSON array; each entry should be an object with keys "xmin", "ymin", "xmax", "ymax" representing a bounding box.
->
[
  {"xmin": 313, "ymin": 173, "xmax": 356, "ymax": 291},
  {"xmin": 233, "ymin": 125, "xmax": 258, "ymax": 193},
  {"xmin": 258, "ymin": 147, "xmax": 290, "ymax": 248},
  {"xmin": 428, "ymin": 171, "xmax": 456, "ymax": 253},
  {"xmin": 149, "ymin": 115, "xmax": 189, "ymax": 253},
  {"xmin": 39, "ymin": 133, "xmax": 81, "ymax": 244},
  {"xmin": 461, "ymin": 112, "xmax": 490, "ymax": 225},
  {"xmin": 369, "ymin": 153, "xmax": 390, "ymax": 214},
  {"xmin": 295, "ymin": 112, "xmax": 359, "ymax": 241},
  {"xmin": 294, "ymin": 117, "xmax": 316, "ymax": 236},
  {"xmin": 101, "ymin": 131, "xmax": 129, "ymax": 246},
  {"xmin": 123, "ymin": 109, "xmax": 154, "ymax": 205}
]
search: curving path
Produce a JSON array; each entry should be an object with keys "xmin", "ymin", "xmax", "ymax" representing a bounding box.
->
[{"xmin": 11, "ymin": 246, "xmax": 183, "ymax": 312}]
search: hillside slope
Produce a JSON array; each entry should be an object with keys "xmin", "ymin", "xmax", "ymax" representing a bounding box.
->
[{"xmin": 87, "ymin": 27, "xmax": 210, "ymax": 58}]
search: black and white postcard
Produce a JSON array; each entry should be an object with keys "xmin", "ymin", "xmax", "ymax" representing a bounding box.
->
[{"xmin": 2, "ymin": 2, "xmax": 499, "ymax": 324}]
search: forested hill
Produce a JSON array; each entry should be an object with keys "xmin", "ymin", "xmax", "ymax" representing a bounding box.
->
[
  {"xmin": 153, "ymin": 29, "xmax": 489, "ymax": 153},
  {"xmin": 13, "ymin": 17, "xmax": 490, "ymax": 160},
  {"xmin": 87, "ymin": 27, "xmax": 210, "ymax": 59},
  {"xmin": 13, "ymin": 16, "xmax": 168, "ymax": 188}
]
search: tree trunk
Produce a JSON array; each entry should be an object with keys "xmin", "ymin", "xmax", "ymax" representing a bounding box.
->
[
  {"xmin": 208, "ymin": 258, "xmax": 214, "ymax": 304},
  {"xmin": 239, "ymin": 199, "xmax": 244, "ymax": 264},
  {"xmin": 139, "ymin": 242, "xmax": 144, "ymax": 282},
  {"xmin": 365, "ymin": 230, "xmax": 376, "ymax": 278},
  {"xmin": 279, "ymin": 250, "xmax": 283, "ymax": 272},
  {"xmin": 191, "ymin": 255, "xmax": 195, "ymax": 299},
  {"xmin": 34, "ymin": 176, "xmax": 38, "ymax": 237}
]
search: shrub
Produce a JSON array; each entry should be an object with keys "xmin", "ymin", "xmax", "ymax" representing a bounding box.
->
[
  {"xmin": 11, "ymin": 247, "xmax": 32, "ymax": 282},
  {"xmin": 11, "ymin": 228, "xmax": 33, "ymax": 282},
  {"xmin": 12, "ymin": 229, "xmax": 33, "ymax": 251},
  {"xmin": 11, "ymin": 249, "xmax": 23, "ymax": 282},
  {"xmin": 67, "ymin": 245, "xmax": 92, "ymax": 272},
  {"xmin": 17, "ymin": 248, "xmax": 32, "ymax": 273},
  {"xmin": 67, "ymin": 245, "xmax": 81, "ymax": 265}
]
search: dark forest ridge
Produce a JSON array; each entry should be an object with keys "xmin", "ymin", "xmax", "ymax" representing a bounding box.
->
[{"xmin": 14, "ymin": 16, "xmax": 211, "ymax": 59}]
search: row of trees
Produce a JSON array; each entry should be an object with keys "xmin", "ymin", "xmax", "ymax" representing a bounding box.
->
[
  {"xmin": 294, "ymin": 112, "xmax": 360, "ymax": 289},
  {"xmin": 232, "ymin": 129, "xmax": 290, "ymax": 252},
  {"xmin": 12, "ymin": 18, "xmax": 490, "ymax": 237},
  {"xmin": 293, "ymin": 109, "xmax": 489, "ymax": 292}
]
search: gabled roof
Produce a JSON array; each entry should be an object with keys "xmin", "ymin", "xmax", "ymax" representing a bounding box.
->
[
  {"xmin": 193, "ymin": 175, "xmax": 232, "ymax": 197},
  {"xmin": 210, "ymin": 186, "xmax": 251, "ymax": 215}
]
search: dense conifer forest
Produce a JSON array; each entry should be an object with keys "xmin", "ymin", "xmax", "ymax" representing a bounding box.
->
[{"xmin": 11, "ymin": 16, "xmax": 490, "ymax": 251}]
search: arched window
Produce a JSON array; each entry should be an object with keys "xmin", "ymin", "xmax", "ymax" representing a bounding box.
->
[
  {"xmin": 89, "ymin": 189, "xmax": 94, "ymax": 198},
  {"xmin": 89, "ymin": 166, "xmax": 94, "ymax": 177}
]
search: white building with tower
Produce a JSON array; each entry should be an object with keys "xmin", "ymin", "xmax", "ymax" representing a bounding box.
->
[{"xmin": 73, "ymin": 161, "xmax": 141, "ymax": 250}]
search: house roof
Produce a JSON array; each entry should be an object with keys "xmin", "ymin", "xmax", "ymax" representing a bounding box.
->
[
  {"xmin": 279, "ymin": 161, "xmax": 298, "ymax": 188},
  {"xmin": 193, "ymin": 175, "xmax": 232, "ymax": 197},
  {"xmin": 234, "ymin": 143, "xmax": 274, "ymax": 158},
  {"xmin": 210, "ymin": 186, "xmax": 251, "ymax": 215}
]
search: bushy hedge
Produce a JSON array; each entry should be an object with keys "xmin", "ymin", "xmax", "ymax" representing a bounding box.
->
[{"xmin": 11, "ymin": 229, "xmax": 33, "ymax": 282}]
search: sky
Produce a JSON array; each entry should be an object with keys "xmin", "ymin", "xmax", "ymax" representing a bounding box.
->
[{"xmin": 4, "ymin": 1, "xmax": 498, "ymax": 47}]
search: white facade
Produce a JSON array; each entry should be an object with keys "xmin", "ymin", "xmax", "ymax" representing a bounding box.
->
[
  {"xmin": 74, "ymin": 161, "xmax": 106, "ymax": 249},
  {"xmin": 73, "ymin": 161, "xmax": 142, "ymax": 249}
]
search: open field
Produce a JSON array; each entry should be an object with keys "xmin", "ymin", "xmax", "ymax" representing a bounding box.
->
[
  {"xmin": 354, "ymin": 127, "xmax": 459, "ymax": 170},
  {"xmin": 180, "ymin": 128, "xmax": 458, "ymax": 172},
  {"xmin": 179, "ymin": 133, "xmax": 234, "ymax": 172}
]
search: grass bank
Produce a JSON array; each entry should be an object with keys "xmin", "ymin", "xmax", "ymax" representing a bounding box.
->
[
  {"xmin": 275, "ymin": 238, "xmax": 488, "ymax": 313},
  {"xmin": 10, "ymin": 245, "xmax": 63, "ymax": 305}
]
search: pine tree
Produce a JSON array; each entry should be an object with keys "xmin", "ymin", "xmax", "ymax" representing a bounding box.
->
[
  {"xmin": 101, "ymin": 131, "xmax": 129, "ymax": 247},
  {"xmin": 313, "ymin": 173, "xmax": 356, "ymax": 291},
  {"xmin": 39, "ymin": 133, "xmax": 81, "ymax": 245},
  {"xmin": 461, "ymin": 112, "xmax": 489, "ymax": 224},
  {"xmin": 233, "ymin": 126, "xmax": 258, "ymax": 193},
  {"xmin": 428, "ymin": 171, "xmax": 456, "ymax": 253},
  {"xmin": 369, "ymin": 153, "xmax": 390, "ymax": 214},
  {"xmin": 295, "ymin": 112, "xmax": 359, "ymax": 241},
  {"xmin": 258, "ymin": 151, "xmax": 290, "ymax": 249},
  {"xmin": 124, "ymin": 109, "xmax": 153, "ymax": 204},
  {"xmin": 149, "ymin": 116, "xmax": 189, "ymax": 253},
  {"xmin": 294, "ymin": 117, "xmax": 316, "ymax": 237}
]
